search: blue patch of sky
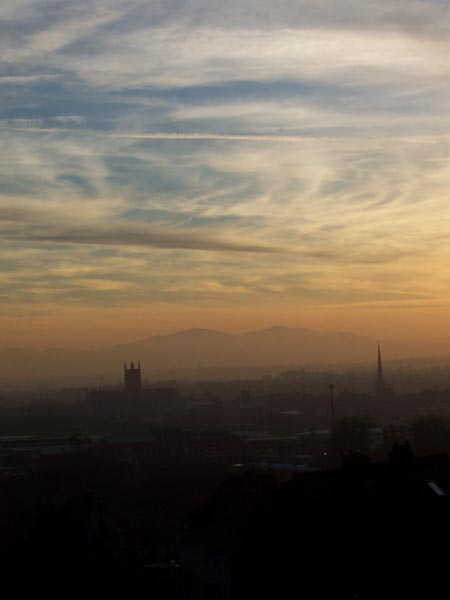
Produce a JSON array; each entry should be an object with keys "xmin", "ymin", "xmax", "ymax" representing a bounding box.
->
[
  {"xmin": 105, "ymin": 157, "xmax": 195, "ymax": 195},
  {"xmin": 55, "ymin": 174, "xmax": 97, "ymax": 196},
  {"xmin": 0, "ymin": 178, "xmax": 46, "ymax": 196},
  {"xmin": 0, "ymin": 81, "xmax": 140, "ymax": 126}
]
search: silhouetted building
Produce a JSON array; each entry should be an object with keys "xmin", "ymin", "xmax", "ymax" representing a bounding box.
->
[
  {"xmin": 375, "ymin": 343, "xmax": 394, "ymax": 400},
  {"xmin": 124, "ymin": 360, "xmax": 141, "ymax": 394},
  {"xmin": 183, "ymin": 447, "xmax": 450, "ymax": 599}
]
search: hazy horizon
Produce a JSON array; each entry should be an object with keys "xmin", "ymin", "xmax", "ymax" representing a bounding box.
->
[
  {"xmin": 3, "ymin": 323, "xmax": 450, "ymax": 354},
  {"xmin": 2, "ymin": 325, "xmax": 450, "ymax": 391}
]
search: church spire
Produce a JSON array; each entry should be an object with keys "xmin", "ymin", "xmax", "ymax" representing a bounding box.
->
[
  {"xmin": 377, "ymin": 343, "xmax": 383, "ymax": 382},
  {"xmin": 375, "ymin": 343, "xmax": 393, "ymax": 399}
]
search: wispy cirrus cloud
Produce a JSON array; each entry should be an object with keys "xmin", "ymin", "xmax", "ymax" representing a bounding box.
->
[{"xmin": 2, "ymin": 0, "xmax": 450, "ymax": 346}]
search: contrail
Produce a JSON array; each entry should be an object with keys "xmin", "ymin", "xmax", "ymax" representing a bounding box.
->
[
  {"xmin": 3, "ymin": 126, "xmax": 337, "ymax": 143},
  {"xmin": 98, "ymin": 131, "xmax": 337, "ymax": 143},
  {"xmin": 6, "ymin": 127, "xmax": 450, "ymax": 144}
]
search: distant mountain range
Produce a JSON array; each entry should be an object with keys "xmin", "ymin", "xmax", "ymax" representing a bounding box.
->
[{"xmin": 1, "ymin": 326, "xmax": 450, "ymax": 387}]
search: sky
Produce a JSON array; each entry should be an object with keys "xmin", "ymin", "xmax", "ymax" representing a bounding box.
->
[{"xmin": 1, "ymin": 0, "xmax": 450, "ymax": 349}]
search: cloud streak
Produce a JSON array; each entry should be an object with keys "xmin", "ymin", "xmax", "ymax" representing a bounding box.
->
[{"xmin": 0, "ymin": 206, "xmax": 281, "ymax": 254}]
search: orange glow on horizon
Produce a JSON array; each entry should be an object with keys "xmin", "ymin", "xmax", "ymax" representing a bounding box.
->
[{"xmin": 2, "ymin": 301, "xmax": 450, "ymax": 352}]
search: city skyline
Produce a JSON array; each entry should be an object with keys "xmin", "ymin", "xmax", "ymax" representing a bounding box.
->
[{"xmin": 2, "ymin": 1, "xmax": 450, "ymax": 349}]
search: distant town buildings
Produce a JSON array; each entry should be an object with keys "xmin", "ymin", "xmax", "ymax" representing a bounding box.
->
[{"xmin": 83, "ymin": 342, "xmax": 397, "ymax": 419}]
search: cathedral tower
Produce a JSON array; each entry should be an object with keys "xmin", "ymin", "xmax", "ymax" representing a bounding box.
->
[{"xmin": 124, "ymin": 360, "xmax": 142, "ymax": 394}]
